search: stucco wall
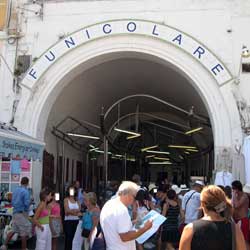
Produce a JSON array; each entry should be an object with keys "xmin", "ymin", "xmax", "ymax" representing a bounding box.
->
[{"xmin": 0, "ymin": 0, "xmax": 250, "ymax": 169}]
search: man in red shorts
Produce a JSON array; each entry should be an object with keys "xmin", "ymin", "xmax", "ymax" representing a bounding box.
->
[{"xmin": 232, "ymin": 180, "xmax": 249, "ymax": 250}]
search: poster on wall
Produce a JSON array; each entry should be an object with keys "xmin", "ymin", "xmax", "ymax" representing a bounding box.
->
[
  {"xmin": 1, "ymin": 162, "xmax": 10, "ymax": 171},
  {"xmin": 1, "ymin": 173, "xmax": 10, "ymax": 182},
  {"xmin": 11, "ymin": 160, "xmax": 21, "ymax": 174},
  {"xmin": 0, "ymin": 183, "xmax": 9, "ymax": 193},
  {"xmin": 21, "ymin": 158, "xmax": 30, "ymax": 172},
  {"xmin": 0, "ymin": 159, "xmax": 32, "ymax": 193},
  {"xmin": 11, "ymin": 174, "xmax": 20, "ymax": 182}
]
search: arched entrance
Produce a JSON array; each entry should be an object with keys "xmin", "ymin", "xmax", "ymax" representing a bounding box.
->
[{"xmin": 15, "ymin": 20, "xmax": 242, "ymax": 181}]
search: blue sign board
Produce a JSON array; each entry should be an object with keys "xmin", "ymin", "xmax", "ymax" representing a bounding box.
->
[{"xmin": 0, "ymin": 136, "xmax": 44, "ymax": 161}]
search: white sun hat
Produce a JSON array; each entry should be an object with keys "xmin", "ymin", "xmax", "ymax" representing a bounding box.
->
[
  {"xmin": 148, "ymin": 183, "xmax": 157, "ymax": 192},
  {"xmin": 194, "ymin": 180, "xmax": 205, "ymax": 186},
  {"xmin": 171, "ymin": 184, "xmax": 181, "ymax": 194},
  {"xmin": 180, "ymin": 184, "xmax": 189, "ymax": 191},
  {"xmin": 243, "ymin": 184, "xmax": 250, "ymax": 194}
]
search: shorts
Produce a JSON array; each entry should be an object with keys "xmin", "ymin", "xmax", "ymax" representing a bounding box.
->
[
  {"xmin": 235, "ymin": 217, "xmax": 249, "ymax": 241},
  {"xmin": 12, "ymin": 212, "xmax": 32, "ymax": 237},
  {"xmin": 50, "ymin": 218, "xmax": 61, "ymax": 238}
]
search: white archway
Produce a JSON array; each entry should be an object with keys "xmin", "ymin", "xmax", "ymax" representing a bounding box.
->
[{"xmin": 15, "ymin": 20, "xmax": 242, "ymax": 159}]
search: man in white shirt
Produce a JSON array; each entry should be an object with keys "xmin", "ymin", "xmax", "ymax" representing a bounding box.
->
[
  {"xmin": 100, "ymin": 181, "xmax": 152, "ymax": 250},
  {"xmin": 181, "ymin": 180, "xmax": 204, "ymax": 224},
  {"xmin": 74, "ymin": 180, "xmax": 84, "ymax": 205}
]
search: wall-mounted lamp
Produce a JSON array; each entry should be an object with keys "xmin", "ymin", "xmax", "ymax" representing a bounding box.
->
[
  {"xmin": 242, "ymin": 45, "xmax": 250, "ymax": 58},
  {"xmin": 236, "ymin": 45, "xmax": 250, "ymax": 84}
]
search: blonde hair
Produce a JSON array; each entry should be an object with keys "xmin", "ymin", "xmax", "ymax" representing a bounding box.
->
[
  {"xmin": 85, "ymin": 192, "xmax": 97, "ymax": 206},
  {"xmin": 201, "ymin": 185, "xmax": 232, "ymax": 221}
]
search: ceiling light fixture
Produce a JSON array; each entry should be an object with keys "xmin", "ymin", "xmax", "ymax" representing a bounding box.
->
[
  {"xmin": 141, "ymin": 145, "xmax": 158, "ymax": 152},
  {"xmin": 89, "ymin": 147, "xmax": 99, "ymax": 152},
  {"xmin": 186, "ymin": 149, "xmax": 199, "ymax": 152},
  {"xmin": 111, "ymin": 156, "xmax": 122, "ymax": 160},
  {"xmin": 114, "ymin": 127, "xmax": 141, "ymax": 136},
  {"xmin": 168, "ymin": 145, "xmax": 197, "ymax": 149},
  {"xmin": 185, "ymin": 127, "xmax": 203, "ymax": 135},
  {"xmin": 184, "ymin": 151, "xmax": 190, "ymax": 154},
  {"xmin": 94, "ymin": 150, "xmax": 112, "ymax": 155},
  {"xmin": 127, "ymin": 134, "xmax": 141, "ymax": 140},
  {"xmin": 154, "ymin": 157, "xmax": 170, "ymax": 161},
  {"xmin": 127, "ymin": 157, "xmax": 136, "ymax": 162},
  {"xmin": 149, "ymin": 161, "xmax": 172, "ymax": 165},
  {"xmin": 145, "ymin": 155, "xmax": 155, "ymax": 158},
  {"xmin": 146, "ymin": 150, "xmax": 170, "ymax": 155},
  {"xmin": 115, "ymin": 154, "xmax": 123, "ymax": 157},
  {"xmin": 67, "ymin": 133, "xmax": 100, "ymax": 140}
]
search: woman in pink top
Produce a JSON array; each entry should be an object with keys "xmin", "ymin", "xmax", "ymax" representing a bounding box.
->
[
  {"xmin": 49, "ymin": 192, "xmax": 63, "ymax": 250},
  {"xmin": 33, "ymin": 187, "xmax": 52, "ymax": 250}
]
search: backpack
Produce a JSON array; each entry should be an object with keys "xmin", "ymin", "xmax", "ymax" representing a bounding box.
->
[{"xmin": 91, "ymin": 223, "xmax": 106, "ymax": 250}]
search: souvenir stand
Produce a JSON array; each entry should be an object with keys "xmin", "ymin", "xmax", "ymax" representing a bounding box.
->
[{"xmin": 0, "ymin": 126, "xmax": 44, "ymax": 243}]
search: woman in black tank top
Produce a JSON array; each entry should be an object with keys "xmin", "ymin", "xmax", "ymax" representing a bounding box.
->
[{"xmin": 179, "ymin": 185, "xmax": 245, "ymax": 250}]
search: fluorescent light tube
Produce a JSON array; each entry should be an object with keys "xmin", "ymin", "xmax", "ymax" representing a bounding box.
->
[
  {"xmin": 111, "ymin": 156, "xmax": 122, "ymax": 160},
  {"xmin": 115, "ymin": 154, "xmax": 123, "ymax": 157},
  {"xmin": 154, "ymin": 157, "xmax": 170, "ymax": 161},
  {"xmin": 168, "ymin": 145, "xmax": 197, "ymax": 149},
  {"xmin": 127, "ymin": 134, "xmax": 141, "ymax": 140},
  {"xmin": 141, "ymin": 145, "xmax": 158, "ymax": 152},
  {"xmin": 186, "ymin": 149, "xmax": 199, "ymax": 152},
  {"xmin": 146, "ymin": 150, "xmax": 170, "ymax": 155},
  {"xmin": 145, "ymin": 155, "xmax": 155, "ymax": 158},
  {"xmin": 185, "ymin": 127, "xmax": 203, "ymax": 135},
  {"xmin": 89, "ymin": 147, "xmax": 99, "ymax": 152},
  {"xmin": 149, "ymin": 161, "xmax": 172, "ymax": 165},
  {"xmin": 68, "ymin": 133, "xmax": 100, "ymax": 140},
  {"xmin": 127, "ymin": 158, "xmax": 136, "ymax": 162},
  {"xmin": 114, "ymin": 127, "xmax": 141, "ymax": 136},
  {"xmin": 94, "ymin": 150, "xmax": 112, "ymax": 155}
]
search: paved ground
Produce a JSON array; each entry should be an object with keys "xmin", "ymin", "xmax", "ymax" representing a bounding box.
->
[
  {"xmin": 7, "ymin": 236, "xmax": 162, "ymax": 250},
  {"xmin": 7, "ymin": 236, "xmax": 65, "ymax": 250}
]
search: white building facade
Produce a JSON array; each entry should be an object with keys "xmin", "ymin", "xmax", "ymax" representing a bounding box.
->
[{"xmin": 1, "ymin": 0, "xmax": 250, "ymax": 192}]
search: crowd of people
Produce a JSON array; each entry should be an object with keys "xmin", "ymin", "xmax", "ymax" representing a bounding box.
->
[{"xmin": 0, "ymin": 175, "xmax": 249, "ymax": 250}]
